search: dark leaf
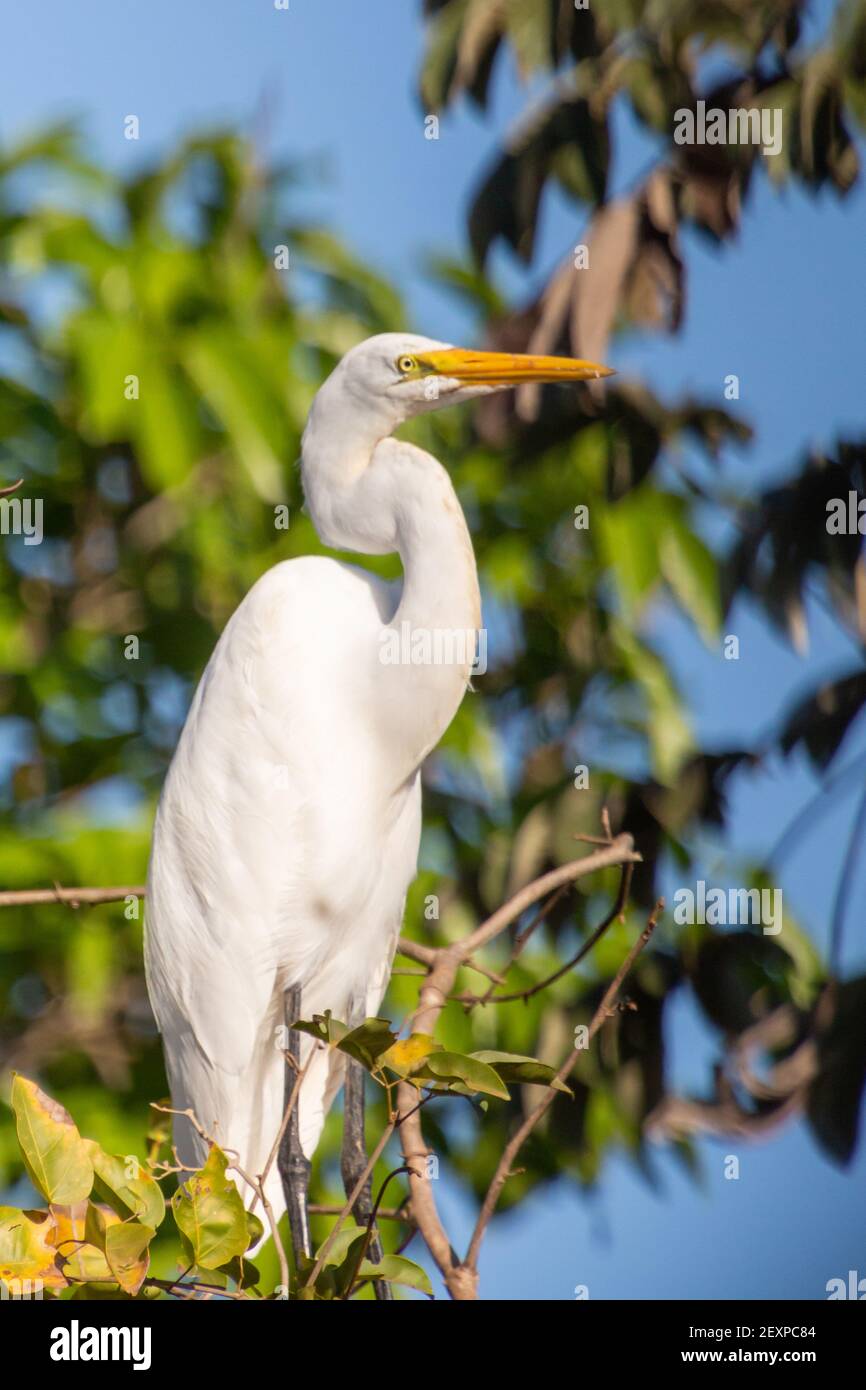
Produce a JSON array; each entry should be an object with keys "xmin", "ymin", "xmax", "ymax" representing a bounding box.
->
[
  {"xmin": 807, "ymin": 979, "xmax": 866, "ymax": 1165},
  {"xmin": 779, "ymin": 672, "xmax": 866, "ymax": 770}
]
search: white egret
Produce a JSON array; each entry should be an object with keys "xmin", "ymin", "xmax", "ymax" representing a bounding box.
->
[{"xmin": 144, "ymin": 333, "xmax": 613, "ymax": 1267}]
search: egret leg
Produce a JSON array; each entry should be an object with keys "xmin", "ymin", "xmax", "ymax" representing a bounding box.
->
[
  {"xmin": 277, "ymin": 984, "xmax": 311, "ymax": 1267},
  {"xmin": 341, "ymin": 1058, "xmax": 393, "ymax": 1300}
]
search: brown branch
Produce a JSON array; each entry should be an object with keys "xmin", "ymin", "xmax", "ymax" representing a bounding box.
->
[
  {"xmin": 470, "ymin": 882, "xmax": 571, "ymax": 1008},
  {"xmin": 645, "ymin": 1001, "xmax": 819, "ymax": 1144},
  {"xmin": 341, "ymin": 1164, "xmax": 414, "ymax": 1300},
  {"xmin": 397, "ymin": 835, "xmax": 641, "ymax": 1300},
  {"xmin": 464, "ymin": 898, "xmax": 663, "ymax": 1272},
  {"xmin": 458, "ymin": 836, "xmax": 640, "ymax": 958},
  {"xmin": 308, "ymin": 1203, "xmax": 411, "ymax": 1223},
  {"xmin": 151, "ymin": 1102, "xmax": 290, "ymax": 1292},
  {"xmin": 11, "ymin": 833, "xmax": 641, "ymax": 1300},
  {"xmin": 397, "ymin": 968, "xmax": 471, "ymax": 1298},
  {"xmin": 456, "ymin": 861, "xmax": 634, "ymax": 1008},
  {"xmin": 0, "ymin": 884, "xmax": 145, "ymax": 907},
  {"xmin": 645, "ymin": 1088, "xmax": 803, "ymax": 1142},
  {"xmin": 303, "ymin": 1114, "xmax": 398, "ymax": 1290},
  {"xmin": 398, "ymin": 936, "xmax": 504, "ymax": 985},
  {"xmin": 396, "ymin": 937, "xmax": 438, "ymax": 966},
  {"xmin": 143, "ymin": 1275, "xmax": 253, "ymax": 1302}
]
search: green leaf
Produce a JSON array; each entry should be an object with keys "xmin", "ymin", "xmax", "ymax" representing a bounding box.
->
[
  {"xmin": 470, "ymin": 1051, "xmax": 572, "ymax": 1095},
  {"xmin": 336, "ymin": 1018, "xmax": 401, "ymax": 1071},
  {"xmin": 600, "ymin": 489, "xmax": 720, "ymax": 642},
  {"xmin": 613, "ymin": 623, "xmax": 693, "ymax": 785},
  {"xmin": 294, "ymin": 1014, "xmax": 399, "ymax": 1072},
  {"xmin": 68, "ymin": 310, "xmax": 144, "ymax": 439},
  {"xmin": 505, "ymin": 0, "xmax": 554, "ymax": 77},
  {"xmin": 133, "ymin": 356, "xmax": 201, "ymax": 490},
  {"xmin": 330, "ymin": 1230, "xmax": 369, "ymax": 1298},
  {"xmin": 11, "ymin": 1075, "xmax": 94, "ymax": 1205},
  {"xmin": 244, "ymin": 1210, "xmax": 265, "ymax": 1251},
  {"xmin": 50, "ymin": 1203, "xmax": 106, "ymax": 1287},
  {"xmin": 60, "ymin": 1201, "xmax": 128, "ymax": 1289},
  {"xmin": 599, "ymin": 494, "xmax": 661, "ymax": 612},
  {"xmin": 292, "ymin": 1011, "xmax": 350, "ymax": 1047},
  {"xmin": 84, "ymin": 1141, "xmax": 165, "ymax": 1230},
  {"xmin": 411, "ymin": 1051, "xmax": 510, "ymax": 1100},
  {"xmin": 103, "ymin": 1221, "xmax": 154, "ymax": 1297},
  {"xmin": 171, "ymin": 1145, "xmax": 252, "ymax": 1271},
  {"xmin": 61, "ymin": 1242, "xmax": 114, "ymax": 1287},
  {"xmin": 356, "ymin": 1253, "xmax": 434, "ymax": 1296},
  {"xmin": 183, "ymin": 325, "xmax": 289, "ymax": 501},
  {"xmin": 219, "ymin": 1254, "xmax": 262, "ymax": 1289},
  {"xmin": 420, "ymin": 0, "xmax": 469, "ymax": 111},
  {"xmin": 314, "ymin": 1222, "xmax": 365, "ymax": 1272},
  {"xmin": 658, "ymin": 512, "xmax": 720, "ymax": 642}
]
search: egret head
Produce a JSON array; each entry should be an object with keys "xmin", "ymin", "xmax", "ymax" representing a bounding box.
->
[
  {"xmin": 317, "ymin": 332, "xmax": 615, "ymax": 429},
  {"xmin": 302, "ymin": 333, "xmax": 615, "ymax": 554}
]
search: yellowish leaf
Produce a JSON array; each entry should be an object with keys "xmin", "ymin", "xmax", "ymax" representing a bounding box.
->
[
  {"xmin": 11, "ymin": 1075, "xmax": 94, "ymax": 1205},
  {"xmin": 0, "ymin": 1205, "xmax": 66, "ymax": 1292},
  {"xmin": 379, "ymin": 1033, "xmax": 440, "ymax": 1077}
]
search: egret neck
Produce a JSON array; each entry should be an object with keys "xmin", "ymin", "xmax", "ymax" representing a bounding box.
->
[{"xmin": 301, "ymin": 388, "xmax": 480, "ymax": 785}]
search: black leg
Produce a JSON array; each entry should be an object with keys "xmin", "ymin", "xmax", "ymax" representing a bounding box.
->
[
  {"xmin": 341, "ymin": 1057, "xmax": 393, "ymax": 1300},
  {"xmin": 278, "ymin": 984, "xmax": 311, "ymax": 1267}
]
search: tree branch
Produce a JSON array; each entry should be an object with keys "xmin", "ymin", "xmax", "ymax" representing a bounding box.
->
[
  {"xmin": 464, "ymin": 898, "xmax": 663, "ymax": 1272},
  {"xmin": 6, "ymin": 831, "xmax": 644, "ymax": 1300},
  {"xmin": 397, "ymin": 834, "xmax": 642, "ymax": 1300},
  {"xmin": 0, "ymin": 884, "xmax": 145, "ymax": 907}
]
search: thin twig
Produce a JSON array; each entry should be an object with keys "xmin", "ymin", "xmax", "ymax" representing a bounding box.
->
[
  {"xmin": 473, "ymin": 883, "xmax": 570, "ymax": 1007},
  {"xmin": 143, "ymin": 1276, "xmax": 254, "ymax": 1302},
  {"xmin": 459, "ymin": 837, "xmax": 641, "ymax": 958},
  {"xmin": 398, "ymin": 936, "xmax": 505, "ymax": 985},
  {"xmin": 341, "ymin": 1164, "xmax": 413, "ymax": 1300},
  {"xmin": 308, "ymin": 1203, "xmax": 411, "ymax": 1222},
  {"xmin": 0, "ymin": 884, "xmax": 145, "ymax": 907},
  {"xmin": 396, "ymin": 834, "xmax": 641, "ymax": 1301},
  {"xmin": 151, "ymin": 1102, "xmax": 290, "ymax": 1294},
  {"xmin": 303, "ymin": 1117, "xmax": 397, "ymax": 1290},
  {"xmin": 459, "ymin": 861, "xmax": 634, "ymax": 1008},
  {"xmin": 464, "ymin": 898, "xmax": 663, "ymax": 1271},
  {"xmin": 10, "ymin": 835, "xmax": 641, "ymax": 1301},
  {"xmin": 249, "ymin": 1046, "xmax": 316, "ymax": 1216}
]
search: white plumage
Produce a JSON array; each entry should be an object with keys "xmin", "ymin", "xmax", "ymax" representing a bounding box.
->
[{"xmin": 144, "ymin": 332, "xmax": 612, "ymax": 1224}]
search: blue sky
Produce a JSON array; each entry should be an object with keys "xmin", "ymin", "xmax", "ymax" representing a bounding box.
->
[{"xmin": 3, "ymin": 1, "xmax": 865, "ymax": 1299}]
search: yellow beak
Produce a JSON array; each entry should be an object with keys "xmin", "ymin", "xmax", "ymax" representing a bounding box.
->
[{"xmin": 418, "ymin": 347, "xmax": 615, "ymax": 385}]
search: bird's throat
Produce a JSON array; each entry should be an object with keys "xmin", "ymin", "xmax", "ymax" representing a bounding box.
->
[{"xmin": 381, "ymin": 456, "xmax": 482, "ymax": 776}]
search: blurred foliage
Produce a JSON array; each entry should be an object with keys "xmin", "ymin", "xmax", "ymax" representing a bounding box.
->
[
  {"xmin": 0, "ymin": 0, "xmax": 865, "ymax": 1297},
  {"xmin": 410, "ymin": 0, "xmax": 866, "ymax": 1203}
]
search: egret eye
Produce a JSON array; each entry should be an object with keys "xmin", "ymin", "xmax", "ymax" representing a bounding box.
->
[{"xmin": 397, "ymin": 355, "xmax": 417, "ymax": 375}]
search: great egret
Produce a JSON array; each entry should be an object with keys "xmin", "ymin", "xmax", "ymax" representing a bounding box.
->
[{"xmin": 144, "ymin": 333, "xmax": 613, "ymax": 1269}]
